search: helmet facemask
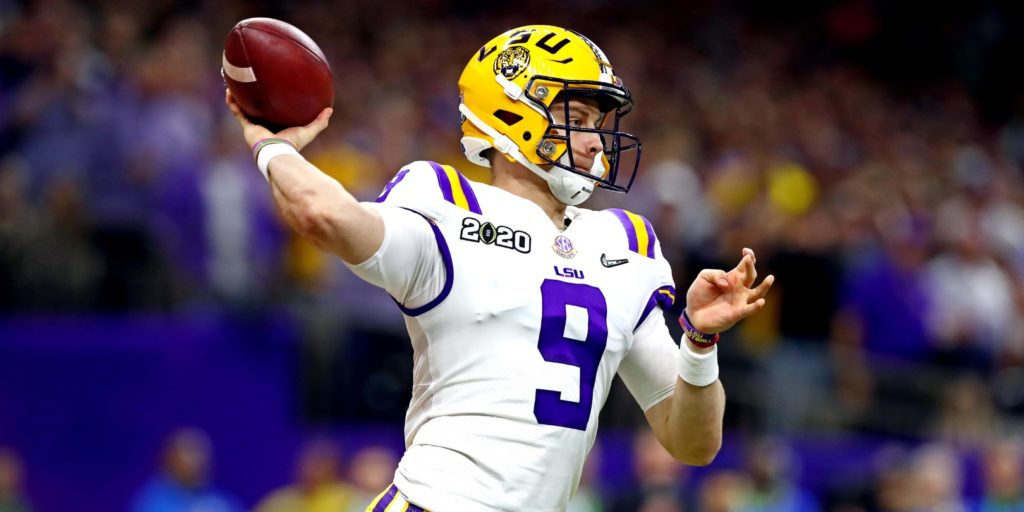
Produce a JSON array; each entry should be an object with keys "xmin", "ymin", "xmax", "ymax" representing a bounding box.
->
[{"xmin": 526, "ymin": 76, "xmax": 642, "ymax": 195}]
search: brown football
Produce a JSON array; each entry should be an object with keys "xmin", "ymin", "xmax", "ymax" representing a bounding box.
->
[{"xmin": 222, "ymin": 17, "xmax": 334, "ymax": 130}]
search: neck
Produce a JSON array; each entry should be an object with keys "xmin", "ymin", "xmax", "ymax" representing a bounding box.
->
[{"xmin": 491, "ymin": 157, "xmax": 567, "ymax": 228}]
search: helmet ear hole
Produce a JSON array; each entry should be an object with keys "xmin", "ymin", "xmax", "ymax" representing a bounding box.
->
[
  {"xmin": 493, "ymin": 110, "xmax": 523, "ymax": 126},
  {"xmin": 523, "ymin": 131, "xmax": 532, "ymax": 141}
]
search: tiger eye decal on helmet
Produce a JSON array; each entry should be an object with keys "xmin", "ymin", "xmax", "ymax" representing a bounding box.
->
[
  {"xmin": 494, "ymin": 46, "xmax": 531, "ymax": 80},
  {"xmin": 458, "ymin": 25, "xmax": 642, "ymax": 205}
]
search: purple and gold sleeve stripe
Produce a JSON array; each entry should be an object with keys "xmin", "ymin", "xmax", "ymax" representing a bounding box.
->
[
  {"xmin": 368, "ymin": 484, "xmax": 398, "ymax": 511},
  {"xmin": 609, "ymin": 209, "xmax": 657, "ymax": 258},
  {"xmin": 429, "ymin": 161, "xmax": 482, "ymax": 214},
  {"xmin": 634, "ymin": 285, "xmax": 677, "ymax": 331},
  {"xmin": 366, "ymin": 483, "xmax": 427, "ymax": 512}
]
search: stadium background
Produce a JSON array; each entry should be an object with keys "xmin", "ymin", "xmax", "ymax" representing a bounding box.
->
[{"xmin": 2, "ymin": 0, "xmax": 1024, "ymax": 510}]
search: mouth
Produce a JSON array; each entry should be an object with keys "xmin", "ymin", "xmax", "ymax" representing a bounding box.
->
[{"xmin": 573, "ymin": 160, "xmax": 594, "ymax": 173}]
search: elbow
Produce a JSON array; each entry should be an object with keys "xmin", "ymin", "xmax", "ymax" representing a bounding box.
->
[
  {"xmin": 670, "ymin": 437, "xmax": 721, "ymax": 467},
  {"xmin": 291, "ymin": 195, "xmax": 346, "ymax": 243}
]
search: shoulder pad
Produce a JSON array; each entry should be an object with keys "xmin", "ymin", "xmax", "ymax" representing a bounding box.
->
[
  {"xmin": 607, "ymin": 209, "xmax": 659, "ymax": 259},
  {"xmin": 376, "ymin": 161, "xmax": 482, "ymax": 215}
]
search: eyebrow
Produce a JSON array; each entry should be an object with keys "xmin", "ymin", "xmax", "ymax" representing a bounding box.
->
[{"xmin": 567, "ymin": 104, "xmax": 599, "ymax": 119}]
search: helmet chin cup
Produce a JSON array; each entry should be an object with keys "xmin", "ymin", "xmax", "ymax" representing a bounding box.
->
[
  {"xmin": 546, "ymin": 168, "xmax": 593, "ymax": 206},
  {"xmin": 542, "ymin": 151, "xmax": 601, "ymax": 206}
]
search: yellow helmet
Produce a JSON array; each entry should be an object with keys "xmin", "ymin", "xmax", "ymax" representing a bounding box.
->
[{"xmin": 458, "ymin": 25, "xmax": 641, "ymax": 205}]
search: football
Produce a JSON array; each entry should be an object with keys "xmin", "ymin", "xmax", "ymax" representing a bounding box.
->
[{"xmin": 222, "ymin": 17, "xmax": 334, "ymax": 130}]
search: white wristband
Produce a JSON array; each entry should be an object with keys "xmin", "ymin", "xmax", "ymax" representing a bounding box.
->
[
  {"xmin": 256, "ymin": 142, "xmax": 302, "ymax": 181},
  {"xmin": 677, "ymin": 339, "xmax": 719, "ymax": 387}
]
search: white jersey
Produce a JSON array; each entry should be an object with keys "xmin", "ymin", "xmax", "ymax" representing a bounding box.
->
[{"xmin": 347, "ymin": 161, "xmax": 680, "ymax": 512}]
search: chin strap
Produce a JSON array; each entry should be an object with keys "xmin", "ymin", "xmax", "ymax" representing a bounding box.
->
[{"xmin": 459, "ymin": 104, "xmax": 599, "ymax": 206}]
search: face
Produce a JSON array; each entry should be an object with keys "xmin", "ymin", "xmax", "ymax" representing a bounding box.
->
[
  {"xmin": 0, "ymin": 449, "xmax": 23, "ymax": 495},
  {"xmin": 549, "ymin": 97, "xmax": 607, "ymax": 176},
  {"xmin": 297, "ymin": 441, "xmax": 340, "ymax": 488},
  {"xmin": 164, "ymin": 430, "xmax": 210, "ymax": 488}
]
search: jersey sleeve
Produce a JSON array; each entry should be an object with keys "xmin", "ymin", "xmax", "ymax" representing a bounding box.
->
[
  {"xmin": 618, "ymin": 309, "xmax": 678, "ymax": 411},
  {"xmin": 374, "ymin": 160, "xmax": 483, "ymax": 221},
  {"xmin": 345, "ymin": 202, "xmax": 451, "ymax": 314},
  {"xmin": 346, "ymin": 160, "xmax": 481, "ymax": 314},
  {"xmin": 605, "ymin": 208, "xmax": 677, "ymax": 330},
  {"xmin": 607, "ymin": 208, "xmax": 679, "ymax": 411}
]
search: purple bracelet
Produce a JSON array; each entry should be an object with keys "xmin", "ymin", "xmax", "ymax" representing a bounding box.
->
[{"xmin": 680, "ymin": 310, "xmax": 720, "ymax": 347}]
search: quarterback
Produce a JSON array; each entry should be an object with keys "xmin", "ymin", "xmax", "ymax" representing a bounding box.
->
[{"xmin": 227, "ymin": 25, "xmax": 773, "ymax": 512}]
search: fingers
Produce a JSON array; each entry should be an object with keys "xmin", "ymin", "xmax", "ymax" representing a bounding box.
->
[
  {"xmin": 225, "ymin": 89, "xmax": 251, "ymax": 127},
  {"xmin": 730, "ymin": 254, "xmax": 756, "ymax": 288},
  {"xmin": 747, "ymin": 274, "xmax": 774, "ymax": 302},
  {"xmin": 740, "ymin": 298, "xmax": 767, "ymax": 317},
  {"xmin": 285, "ymin": 107, "xmax": 334, "ymax": 151},
  {"xmin": 316, "ymin": 107, "xmax": 334, "ymax": 124},
  {"xmin": 743, "ymin": 254, "xmax": 756, "ymax": 286},
  {"xmin": 225, "ymin": 89, "xmax": 240, "ymax": 117},
  {"xmin": 729, "ymin": 248, "xmax": 758, "ymax": 287},
  {"xmin": 307, "ymin": 107, "xmax": 333, "ymax": 134},
  {"xmin": 743, "ymin": 247, "xmax": 756, "ymax": 263},
  {"xmin": 699, "ymin": 269, "xmax": 729, "ymax": 289}
]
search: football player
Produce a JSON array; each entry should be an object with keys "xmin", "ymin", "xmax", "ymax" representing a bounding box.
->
[{"xmin": 227, "ymin": 25, "xmax": 773, "ymax": 512}]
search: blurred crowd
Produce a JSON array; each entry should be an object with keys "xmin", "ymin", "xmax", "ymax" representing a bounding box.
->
[
  {"xmin": 5, "ymin": 428, "xmax": 1024, "ymax": 511},
  {"xmin": 4, "ymin": 0, "xmax": 1024, "ymax": 509}
]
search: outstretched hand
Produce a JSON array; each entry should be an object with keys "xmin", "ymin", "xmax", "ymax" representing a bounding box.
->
[
  {"xmin": 225, "ymin": 89, "xmax": 333, "ymax": 151},
  {"xmin": 685, "ymin": 248, "xmax": 774, "ymax": 334}
]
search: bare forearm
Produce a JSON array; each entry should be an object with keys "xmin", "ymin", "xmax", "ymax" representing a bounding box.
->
[
  {"xmin": 644, "ymin": 338, "xmax": 725, "ymax": 466},
  {"xmin": 267, "ymin": 154, "xmax": 383, "ymax": 264},
  {"xmin": 665, "ymin": 375, "xmax": 725, "ymax": 465},
  {"xmin": 223, "ymin": 90, "xmax": 380, "ymax": 263}
]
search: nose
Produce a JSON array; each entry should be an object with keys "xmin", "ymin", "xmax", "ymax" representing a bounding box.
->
[{"xmin": 577, "ymin": 130, "xmax": 602, "ymax": 158}]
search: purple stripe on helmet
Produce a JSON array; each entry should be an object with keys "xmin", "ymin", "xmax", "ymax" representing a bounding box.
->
[
  {"xmin": 643, "ymin": 216, "xmax": 657, "ymax": 258},
  {"xmin": 392, "ymin": 208, "xmax": 454, "ymax": 317},
  {"xmin": 372, "ymin": 484, "xmax": 398, "ymax": 512},
  {"xmin": 428, "ymin": 161, "xmax": 456, "ymax": 205},
  {"xmin": 633, "ymin": 285, "xmax": 677, "ymax": 331},
  {"xmin": 407, "ymin": 504, "xmax": 425, "ymax": 512},
  {"xmin": 608, "ymin": 209, "xmax": 638, "ymax": 253},
  {"xmin": 376, "ymin": 169, "xmax": 411, "ymax": 203},
  {"xmin": 454, "ymin": 168, "xmax": 483, "ymax": 214}
]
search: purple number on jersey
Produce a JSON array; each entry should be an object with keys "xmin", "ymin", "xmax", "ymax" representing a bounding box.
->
[
  {"xmin": 534, "ymin": 279, "xmax": 608, "ymax": 431},
  {"xmin": 376, "ymin": 168, "xmax": 410, "ymax": 203}
]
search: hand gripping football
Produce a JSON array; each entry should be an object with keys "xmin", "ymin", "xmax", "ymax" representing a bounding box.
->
[{"xmin": 222, "ymin": 17, "xmax": 334, "ymax": 130}]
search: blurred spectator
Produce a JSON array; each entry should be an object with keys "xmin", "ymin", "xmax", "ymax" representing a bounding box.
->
[
  {"xmin": 931, "ymin": 376, "xmax": 1002, "ymax": 449},
  {"xmin": 0, "ymin": 447, "xmax": 31, "ymax": 512},
  {"xmin": 14, "ymin": 176, "xmax": 101, "ymax": 309},
  {"xmin": 0, "ymin": 155, "xmax": 34, "ymax": 309},
  {"xmin": 837, "ymin": 202, "xmax": 931, "ymax": 362},
  {"xmin": 905, "ymin": 444, "xmax": 967, "ymax": 512},
  {"xmin": 609, "ymin": 430, "xmax": 687, "ymax": 512},
  {"xmin": 971, "ymin": 438, "xmax": 1024, "ymax": 511},
  {"xmin": 869, "ymin": 446, "xmax": 916, "ymax": 512},
  {"xmin": 132, "ymin": 428, "xmax": 243, "ymax": 512},
  {"xmin": 345, "ymin": 446, "xmax": 397, "ymax": 512},
  {"xmin": 697, "ymin": 471, "xmax": 748, "ymax": 512},
  {"xmin": 924, "ymin": 212, "xmax": 1016, "ymax": 373},
  {"xmin": 736, "ymin": 438, "xmax": 819, "ymax": 512},
  {"xmin": 201, "ymin": 116, "xmax": 285, "ymax": 305},
  {"xmin": 255, "ymin": 438, "xmax": 354, "ymax": 512}
]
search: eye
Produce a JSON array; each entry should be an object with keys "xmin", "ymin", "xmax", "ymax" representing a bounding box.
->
[{"xmin": 569, "ymin": 118, "xmax": 583, "ymax": 128}]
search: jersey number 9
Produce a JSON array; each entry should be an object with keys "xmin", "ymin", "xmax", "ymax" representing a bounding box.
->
[{"xmin": 534, "ymin": 280, "xmax": 608, "ymax": 431}]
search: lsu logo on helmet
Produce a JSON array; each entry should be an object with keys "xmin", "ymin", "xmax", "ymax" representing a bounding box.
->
[{"xmin": 494, "ymin": 46, "xmax": 531, "ymax": 80}]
